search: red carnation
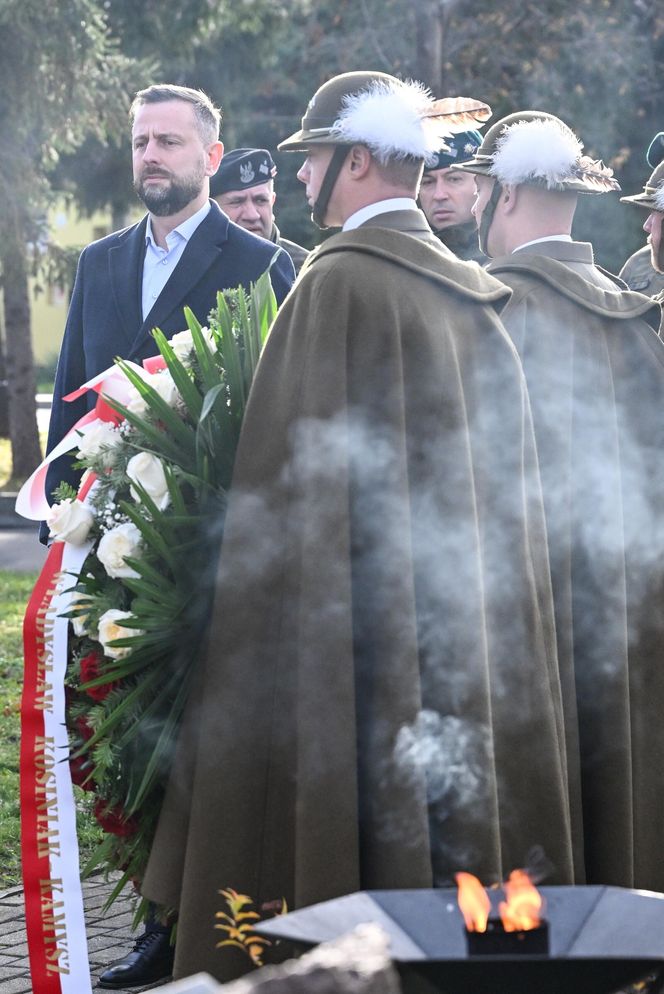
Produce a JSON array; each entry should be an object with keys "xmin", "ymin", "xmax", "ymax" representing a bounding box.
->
[
  {"xmin": 94, "ymin": 800, "xmax": 139, "ymax": 838},
  {"xmin": 69, "ymin": 753, "xmax": 95, "ymax": 792},
  {"xmin": 79, "ymin": 650, "xmax": 119, "ymax": 701},
  {"xmin": 74, "ymin": 714, "xmax": 94, "ymax": 741}
]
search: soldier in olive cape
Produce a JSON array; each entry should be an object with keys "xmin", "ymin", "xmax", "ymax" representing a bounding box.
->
[
  {"xmin": 142, "ymin": 74, "xmax": 576, "ymax": 982},
  {"xmin": 456, "ymin": 111, "xmax": 664, "ymax": 891},
  {"xmin": 620, "ymin": 132, "xmax": 664, "ymax": 299},
  {"xmin": 620, "ymin": 131, "xmax": 664, "ymax": 326}
]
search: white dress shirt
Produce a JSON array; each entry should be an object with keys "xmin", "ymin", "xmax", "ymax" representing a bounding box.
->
[
  {"xmin": 141, "ymin": 201, "xmax": 211, "ymax": 320},
  {"xmin": 342, "ymin": 198, "xmax": 419, "ymax": 232}
]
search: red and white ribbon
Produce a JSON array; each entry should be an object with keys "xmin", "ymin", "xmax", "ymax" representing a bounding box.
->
[
  {"xmin": 21, "ymin": 478, "xmax": 96, "ymax": 993},
  {"xmin": 16, "ymin": 362, "xmax": 148, "ymax": 521},
  {"xmin": 19, "ymin": 354, "xmax": 169, "ymax": 991}
]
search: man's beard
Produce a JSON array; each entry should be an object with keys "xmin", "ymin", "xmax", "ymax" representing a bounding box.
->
[
  {"xmin": 134, "ymin": 163, "xmax": 206, "ymax": 216},
  {"xmin": 655, "ymin": 242, "xmax": 664, "ymax": 275}
]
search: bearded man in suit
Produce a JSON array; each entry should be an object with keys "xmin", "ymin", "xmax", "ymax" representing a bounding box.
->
[
  {"xmin": 43, "ymin": 83, "xmax": 294, "ymax": 990},
  {"xmin": 43, "ymin": 83, "xmax": 295, "ymax": 542}
]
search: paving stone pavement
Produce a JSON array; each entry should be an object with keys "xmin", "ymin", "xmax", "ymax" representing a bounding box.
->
[
  {"xmin": 0, "ymin": 528, "xmax": 47, "ymax": 573},
  {"xmin": 0, "ymin": 875, "xmax": 171, "ymax": 993}
]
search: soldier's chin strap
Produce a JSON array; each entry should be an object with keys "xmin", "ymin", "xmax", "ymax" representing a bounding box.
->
[
  {"xmin": 312, "ymin": 145, "xmax": 350, "ymax": 228},
  {"xmin": 478, "ymin": 178, "xmax": 503, "ymax": 256}
]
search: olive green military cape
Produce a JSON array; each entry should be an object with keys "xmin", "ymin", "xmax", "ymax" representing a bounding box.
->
[
  {"xmin": 488, "ymin": 239, "xmax": 664, "ymax": 891},
  {"xmin": 143, "ymin": 213, "xmax": 576, "ymax": 981}
]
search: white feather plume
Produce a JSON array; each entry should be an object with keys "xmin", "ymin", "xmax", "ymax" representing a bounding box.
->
[
  {"xmin": 654, "ymin": 184, "xmax": 664, "ymax": 212},
  {"xmin": 330, "ymin": 79, "xmax": 440, "ymax": 163},
  {"xmin": 491, "ymin": 118, "xmax": 584, "ymax": 188}
]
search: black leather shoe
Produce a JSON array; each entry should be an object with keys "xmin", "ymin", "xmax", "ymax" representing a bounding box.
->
[{"xmin": 98, "ymin": 927, "xmax": 174, "ymax": 989}]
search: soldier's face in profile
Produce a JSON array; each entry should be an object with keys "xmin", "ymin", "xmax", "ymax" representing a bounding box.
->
[
  {"xmin": 297, "ymin": 145, "xmax": 336, "ymax": 222},
  {"xmin": 472, "ymin": 175, "xmax": 492, "ymax": 226},
  {"xmin": 472, "ymin": 174, "xmax": 504, "ymax": 256},
  {"xmin": 644, "ymin": 211, "xmax": 664, "ymax": 274}
]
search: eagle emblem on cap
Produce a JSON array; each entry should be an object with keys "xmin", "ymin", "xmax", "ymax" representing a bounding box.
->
[{"xmin": 240, "ymin": 162, "xmax": 255, "ymax": 184}]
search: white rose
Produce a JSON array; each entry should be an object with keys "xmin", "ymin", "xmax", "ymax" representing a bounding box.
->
[
  {"xmin": 201, "ymin": 325, "xmax": 217, "ymax": 352},
  {"xmin": 126, "ymin": 370, "xmax": 181, "ymax": 416},
  {"xmin": 76, "ymin": 421, "xmax": 121, "ymax": 466},
  {"xmin": 169, "ymin": 329, "xmax": 195, "ymax": 364},
  {"xmin": 149, "ymin": 370, "xmax": 181, "ymax": 407},
  {"xmin": 97, "ymin": 609, "xmax": 143, "ymax": 660},
  {"xmin": 170, "ymin": 326, "xmax": 217, "ymax": 365},
  {"xmin": 126, "ymin": 452, "xmax": 170, "ymax": 510},
  {"xmin": 47, "ymin": 499, "xmax": 95, "ymax": 546},
  {"xmin": 97, "ymin": 522, "xmax": 143, "ymax": 579},
  {"xmin": 200, "ymin": 326, "xmax": 217, "ymax": 353},
  {"xmin": 126, "ymin": 384, "xmax": 148, "ymax": 416}
]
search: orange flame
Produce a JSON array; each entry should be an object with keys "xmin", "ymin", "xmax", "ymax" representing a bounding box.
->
[
  {"xmin": 498, "ymin": 869, "xmax": 543, "ymax": 932},
  {"xmin": 455, "ymin": 872, "xmax": 491, "ymax": 932}
]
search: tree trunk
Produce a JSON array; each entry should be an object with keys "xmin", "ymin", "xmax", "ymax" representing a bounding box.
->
[
  {"xmin": 0, "ymin": 327, "xmax": 10, "ymax": 439},
  {"xmin": 111, "ymin": 202, "xmax": 129, "ymax": 232},
  {"xmin": 415, "ymin": 0, "xmax": 444, "ymax": 92},
  {"xmin": 415, "ymin": 0, "xmax": 463, "ymax": 95},
  {"xmin": 1, "ymin": 217, "xmax": 42, "ymax": 481}
]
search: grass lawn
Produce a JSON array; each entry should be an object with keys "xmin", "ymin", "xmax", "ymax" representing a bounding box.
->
[
  {"xmin": 0, "ymin": 569, "xmax": 102, "ymax": 890},
  {"xmin": 0, "ymin": 571, "xmax": 33, "ymax": 888}
]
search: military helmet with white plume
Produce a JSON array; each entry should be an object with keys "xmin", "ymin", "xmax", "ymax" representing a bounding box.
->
[
  {"xmin": 621, "ymin": 132, "xmax": 664, "ymax": 213},
  {"xmin": 453, "ymin": 110, "xmax": 620, "ymax": 195},
  {"xmin": 279, "ymin": 71, "xmax": 490, "ymax": 160},
  {"xmin": 452, "ymin": 110, "xmax": 619, "ymax": 255},
  {"xmin": 278, "ymin": 70, "xmax": 491, "ymax": 227}
]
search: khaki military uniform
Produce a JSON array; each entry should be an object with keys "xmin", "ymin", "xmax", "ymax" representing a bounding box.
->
[{"xmin": 619, "ymin": 244, "xmax": 664, "ymax": 296}]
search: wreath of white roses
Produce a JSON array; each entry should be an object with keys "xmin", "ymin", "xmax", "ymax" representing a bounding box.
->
[{"xmin": 53, "ymin": 273, "xmax": 277, "ymax": 920}]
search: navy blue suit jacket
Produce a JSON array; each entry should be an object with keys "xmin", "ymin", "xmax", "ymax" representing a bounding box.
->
[{"xmin": 42, "ymin": 202, "xmax": 295, "ymax": 539}]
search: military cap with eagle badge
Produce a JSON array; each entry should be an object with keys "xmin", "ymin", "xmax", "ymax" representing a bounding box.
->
[
  {"xmin": 424, "ymin": 130, "xmax": 483, "ymax": 172},
  {"xmin": 210, "ymin": 147, "xmax": 278, "ymax": 198}
]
